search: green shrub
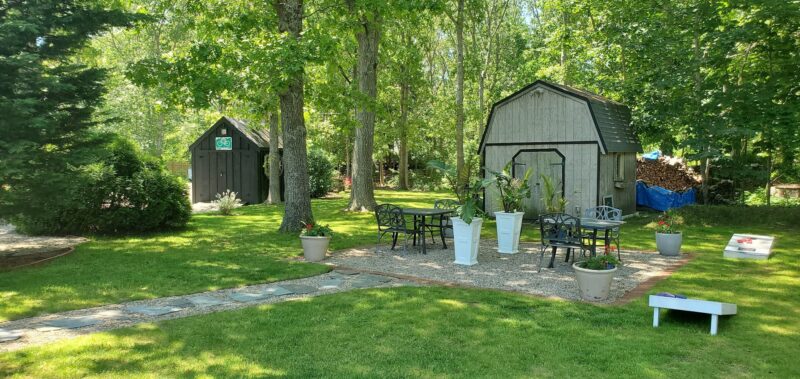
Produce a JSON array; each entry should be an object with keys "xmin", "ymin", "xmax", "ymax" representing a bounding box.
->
[
  {"xmin": 9, "ymin": 136, "xmax": 191, "ymax": 235},
  {"xmin": 307, "ymin": 150, "xmax": 334, "ymax": 198}
]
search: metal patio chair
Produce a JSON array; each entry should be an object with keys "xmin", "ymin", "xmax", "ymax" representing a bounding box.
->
[
  {"xmin": 584, "ymin": 205, "xmax": 622, "ymax": 261},
  {"xmin": 434, "ymin": 199, "xmax": 460, "ymax": 239},
  {"xmin": 374, "ymin": 204, "xmax": 422, "ymax": 253},
  {"xmin": 538, "ymin": 213, "xmax": 591, "ymax": 272}
]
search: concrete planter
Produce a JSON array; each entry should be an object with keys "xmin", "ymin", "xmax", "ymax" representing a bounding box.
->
[
  {"xmin": 452, "ymin": 217, "xmax": 483, "ymax": 266},
  {"xmin": 573, "ymin": 262, "xmax": 617, "ymax": 301},
  {"xmin": 656, "ymin": 232, "xmax": 682, "ymax": 256},
  {"xmin": 300, "ymin": 236, "xmax": 330, "ymax": 262},
  {"xmin": 495, "ymin": 211, "xmax": 524, "ymax": 254}
]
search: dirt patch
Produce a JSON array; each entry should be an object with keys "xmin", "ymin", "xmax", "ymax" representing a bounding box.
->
[{"xmin": 0, "ymin": 224, "xmax": 86, "ymax": 269}]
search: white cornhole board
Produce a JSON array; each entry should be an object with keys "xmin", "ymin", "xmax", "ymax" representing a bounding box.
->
[
  {"xmin": 723, "ymin": 234, "xmax": 775, "ymax": 260},
  {"xmin": 649, "ymin": 295, "xmax": 737, "ymax": 335}
]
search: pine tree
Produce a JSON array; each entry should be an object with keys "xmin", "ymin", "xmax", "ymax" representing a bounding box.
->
[{"xmin": 0, "ymin": 0, "xmax": 133, "ymax": 227}]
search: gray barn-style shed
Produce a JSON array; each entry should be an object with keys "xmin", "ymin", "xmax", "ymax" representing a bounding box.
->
[
  {"xmin": 479, "ymin": 80, "xmax": 643, "ymax": 218},
  {"xmin": 190, "ymin": 116, "xmax": 278, "ymax": 204}
]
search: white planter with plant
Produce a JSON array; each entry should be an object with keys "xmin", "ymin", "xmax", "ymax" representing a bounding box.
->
[
  {"xmin": 573, "ymin": 255, "xmax": 619, "ymax": 301},
  {"xmin": 654, "ymin": 210, "xmax": 682, "ymax": 256},
  {"xmin": 300, "ymin": 222, "xmax": 333, "ymax": 262},
  {"xmin": 452, "ymin": 216, "xmax": 483, "ymax": 265},
  {"xmin": 488, "ymin": 162, "xmax": 532, "ymax": 254},
  {"xmin": 427, "ymin": 160, "xmax": 493, "ymax": 266}
]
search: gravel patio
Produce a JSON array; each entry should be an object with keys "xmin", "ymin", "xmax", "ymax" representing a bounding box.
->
[{"xmin": 327, "ymin": 239, "xmax": 688, "ymax": 303}]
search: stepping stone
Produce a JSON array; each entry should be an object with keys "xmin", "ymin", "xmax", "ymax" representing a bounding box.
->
[
  {"xmin": 39, "ymin": 316, "xmax": 100, "ymax": 331},
  {"xmin": 351, "ymin": 280, "xmax": 380, "ymax": 289},
  {"xmin": 91, "ymin": 309, "xmax": 126, "ymax": 319},
  {"xmin": 228, "ymin": 292, "xmax": 271, "ymax": 303},
  {"xmin": 319, "ymin": 278, "xmax": 343, "ymax": 290},
  {"xmin": 262, "ymin": 286, "xmax": 292, "ymax": 296},
  {"xmin": 280, "ymin": 284, "xmax": 317, "ymax": 294},
  {"xmin": 333, "ymin": 269, "xmax": 360, "ymax": 275},
  {"xmin": 187, "ymin": 295, "xmax": 228, "ymax": 307},
  {"xmin": 164, "ymin": 298, "xmax": 194, "ymax": 308},
  {"xmin": 0, "ymin": 329, "xmax": 22, "ymax": 342},
  {"xmin": 125, "ymin": 305, "xmax": 183, "ymax": 316}
]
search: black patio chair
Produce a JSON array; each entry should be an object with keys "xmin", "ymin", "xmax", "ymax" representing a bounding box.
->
[
  {"xmin": 584, "ymin": 206, "xmax": 622, "ymax": 261},
  {"xmin": 434, "ymin": 199, "xmax": 460, "ymax": 239},
  {"xmin": 374, "ymin": 204, "xmax": 422, "ymax": 253},
  {"xmin": 537, "ymin": 213, "xmax": 591, "ymax": 272}
]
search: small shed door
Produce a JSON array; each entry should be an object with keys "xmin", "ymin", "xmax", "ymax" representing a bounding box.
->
[{"xmin": 512, "ymin": 150, "xmax": 565, "ymax": 219}]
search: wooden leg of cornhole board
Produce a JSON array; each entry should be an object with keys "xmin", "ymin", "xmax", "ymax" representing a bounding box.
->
[
  {"xmin": 710, "ymin": 314, "xmax": 718, "ymax": 335},
  {"xmin": 652, "ymin": 307, "xmax": 660, "ymax": 327}
]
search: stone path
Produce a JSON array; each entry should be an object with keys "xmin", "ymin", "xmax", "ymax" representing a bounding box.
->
[{"xmin": 0, "ymin": 270, "xmax": 410, "ymax": 352}]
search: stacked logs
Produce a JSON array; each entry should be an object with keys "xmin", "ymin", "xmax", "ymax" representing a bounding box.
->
[{"xmin": 636, "ymin": 156, "xmax": 701, "ymax": 191}]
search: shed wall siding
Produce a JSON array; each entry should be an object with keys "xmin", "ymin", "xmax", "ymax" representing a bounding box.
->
[
  {"xmin": 484, "ymin": 144, "xmax": 598, "ymax": 217},
  {"xmin": 484, "ymin": 85, "xmax": 599, "ymax": 146},
  {"xmin": 597, "ymin": 152, "xmax": 637, "ymax": 214}
]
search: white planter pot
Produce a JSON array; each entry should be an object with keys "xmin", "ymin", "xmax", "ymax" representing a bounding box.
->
[
  {"xmin": 300, "ymin": 236, "xmax": 330, "ymax": 262},
  {"xmin": 655, "ymin": 232, "xmax": 682, "ymax": 256},
  {"xmin": 452, "ymin": 217, "xmax": 483, "ymax": 266},
  {"xmin": 573, "ymin": 262, "xmax": 618, "ymax": 301},
  {"xmin": 495, "ymin": 211, "xmax": 525, "ymax": 254}
]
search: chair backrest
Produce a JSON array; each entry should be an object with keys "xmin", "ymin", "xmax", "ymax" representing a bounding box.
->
[
  {"xmin": 375, "ymin": 204, "xmax": 407, "ymax": 231},
  {"xmin": 434, "ymin": 199, "xmax": 460, "ymax": 210},
  {"xmin": 584, "ymin": 206, "xmax": 622, "ymax": 221},
  {"xmin": 539, "ymin": 213, "xmax": 582, "ymax": 245}
]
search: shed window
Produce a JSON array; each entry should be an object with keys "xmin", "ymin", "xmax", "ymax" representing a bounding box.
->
[{"xmin": 614, "ymin": 153, "xmax": 625, "ymax": 181}]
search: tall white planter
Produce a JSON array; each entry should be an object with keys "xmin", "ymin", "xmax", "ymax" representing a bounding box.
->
[
  {"xmin": 452, "ymin": 217, "xmax": 483, "ymax": 266},
  {"xmin": 495, "ymin": 211, "xmax": 524, "ymax": 254},
  {"xmin": 656, "ymin": 232, "xmax": 682, "ymax": 256}
]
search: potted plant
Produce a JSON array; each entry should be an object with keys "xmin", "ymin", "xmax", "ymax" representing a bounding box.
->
[
  {"xmin": 654, "ymin": 210, "xmax": 682, "ymax": 256},
  {"xmin": 428, "ymin": 160, "xmax": 492, "ymax": 266},
  {"xmin": 488, "ymin": 162, "xmax": 532, "ymax": 254},
  {"xmin": 573, "ymin": 255, "xmax": 620, "ymax": 301},
  {"xmin": 300, "ymin": 222, "xmax": 334, "ymax": 262}
]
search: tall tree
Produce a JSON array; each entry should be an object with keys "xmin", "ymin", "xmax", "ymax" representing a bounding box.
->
[
  {"xmin": 346, "ymin": 1, "xmax": 381, "ymax": 211},
  {"xmin": 274, "ymin": 0, "xmax": 314, "ymax": 229},
  {"xmin": 452, "ymin": 0, "xmax": 466, "ymax": 176},
  {"xmin": 267, "ymin": 110, "xmax": 283, "ymax": 204},
  {"xmin": 0, "ymin": 0, "xmax": 132, "ymax": 226}
]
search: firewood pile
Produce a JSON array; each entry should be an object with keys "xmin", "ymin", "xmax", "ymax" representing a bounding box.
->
[{"xmin": 636, "ymin": 156, "xmax": 701, "ymax": 191}]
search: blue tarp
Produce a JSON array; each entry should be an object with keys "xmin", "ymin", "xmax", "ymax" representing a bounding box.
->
[
  {"xmin": 642, "ymin": 150, "xmax": 661, "ymax": 160},
  {"xmin": 636, "ymin": 181, "xmax": 696, "ymax": 211}
]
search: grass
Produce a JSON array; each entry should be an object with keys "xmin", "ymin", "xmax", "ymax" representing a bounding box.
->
[
  {"xmin": 0, "ymin": 190, "xmax": 444, "ymax": 322},
  {"xmin": 1, "ymin": 192, "xmax": 799, "ymax": 377}
]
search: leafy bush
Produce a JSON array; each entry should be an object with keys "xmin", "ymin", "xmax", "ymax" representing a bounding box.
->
[
  {"xmin": 307, "ymin": 150, "xmax": 334, "ymax": 198},
  {"xmin": 8, "ymin": 136, "xmax": 191, "ymax": 235},
  {"xmin": 214, "ymin": 190, "xmax": 242, "ymax": 215}
]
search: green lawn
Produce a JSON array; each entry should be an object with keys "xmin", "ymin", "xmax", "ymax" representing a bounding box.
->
[
  {"xmin": 2, "ymin": 192, "xmax": 799, "ymax": 377},
  {"xmin": 0, "ymin": 190, "xmax": 445, "ymax": 322}
]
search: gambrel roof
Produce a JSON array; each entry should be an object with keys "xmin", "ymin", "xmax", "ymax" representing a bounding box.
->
[{"xmin": 478, "ymin": 80, "xmax": 643, "ymax": 154}]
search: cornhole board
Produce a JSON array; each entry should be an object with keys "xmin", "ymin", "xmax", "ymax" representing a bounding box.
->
[
  {"xmin": 723, "ymin": 234, "xmax": 775, "ymax": 260},
  {"xmin": 649, "ymin": 295, "xmax": 737, "ymax": 335}
]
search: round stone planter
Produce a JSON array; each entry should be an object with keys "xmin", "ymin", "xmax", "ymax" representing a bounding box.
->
[
  {"xmin": 573, "ymin": 262, "xmax": 618, "ymax": 301},
  {"xmin": 495, "ymin": 211, "xmax": 524, "ymax": 254},
  {"xmin": 452, "ymin": 217, "xmax": 483, "ymax": 266},
  {"xmin": 655, "ymin": 232, "xmax": 682, "ymax": 256},
  {"xmin": 300, "ymin": 236, "xmax": 330, "ymax": 262}
]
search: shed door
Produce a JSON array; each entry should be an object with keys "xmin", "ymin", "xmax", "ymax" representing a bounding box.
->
[{"xmin": 513, "ymin": 150, "xmax": 565, "ymax": 219}]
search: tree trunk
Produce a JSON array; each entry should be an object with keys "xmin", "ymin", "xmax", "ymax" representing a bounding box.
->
[
  {"xmin": 454, "ymin": 0, "xmax": 466, "ymax": 177},
  {"xmin": 274, "ymin": 0, "xmax": 313, "ymax": 232},
  {"xmin": 267, "ymin": 111, "xmax": 282, "ymax": 204},
  {"xmin": 397, "ymin": 73, "xmax": 410, "ymax": 190},
  {"xmin": 347, "ymin": 5, "xmax": 381, "ymax": 212}
]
